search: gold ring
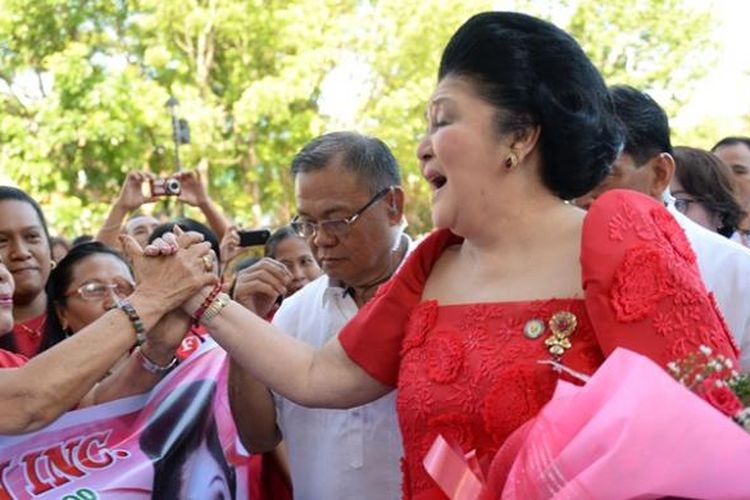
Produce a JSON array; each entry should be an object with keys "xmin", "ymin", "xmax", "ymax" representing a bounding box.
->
[{"xmin": 202, "ymin": 255, "xmax": 213, "ymax": 272}]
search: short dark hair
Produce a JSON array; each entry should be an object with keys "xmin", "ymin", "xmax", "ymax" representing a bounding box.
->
[
  {"xmin": 673, "ymin": 146, "xmax": 745, "ymax": 237},
  {"xmin": 0, "ymin": 186, "xmax": 51, "ymax": 250},
  {"xmin": 148, "ymin": 218, "xmax": 221, "ymax": 266},
  {"xmin": 438, "ymin": 12, "xmax": 623, "ymax": 199},
  {"xmin": 609, "ymin": 85, "xmax": 673, "ymax": 165},
  {"xmin": 44, "ymin": 241, "xmax": 131, "ymax": 351},
  {"xmin": 50, "ymin": 236, "xmax": 70, "ymax": 251},
  {"xmin": 71, "ymin": 234, "xmax": 94, "ymax": 246},
  {"xmin": 712, "ymin": 136, "xmax": 750, "ymax": 153},
  {"xmin": 264, "ymin": 225, "xmax": 300, "ymax": 258},
  {"xmin": 290, "ymin": 131, "xmax": 401, "ymax": 195}
]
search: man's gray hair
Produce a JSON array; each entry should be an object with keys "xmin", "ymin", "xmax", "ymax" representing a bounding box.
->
[{"xmin": 290, "ymin": 131, "xmax": 402, "ymax": 194}]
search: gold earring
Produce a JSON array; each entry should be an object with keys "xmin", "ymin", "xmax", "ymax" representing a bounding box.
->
[{"xmin": 504, "ymin": 152, "xmax": 518, "ymax": 170}]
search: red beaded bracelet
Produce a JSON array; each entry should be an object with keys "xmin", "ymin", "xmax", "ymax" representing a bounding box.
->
[{"xmin": 192, "ymin": 284, "xmax": 222, "ymax": 325}]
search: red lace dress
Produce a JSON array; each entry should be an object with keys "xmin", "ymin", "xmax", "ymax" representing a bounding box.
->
[{"xmin": 339, "ymin": 190, "xmax": 738, "ymax": 499}]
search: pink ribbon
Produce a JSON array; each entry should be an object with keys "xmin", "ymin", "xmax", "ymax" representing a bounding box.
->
[{"xmin": 423, "ymin": 435, "xmax": 488, "ymax": 499}]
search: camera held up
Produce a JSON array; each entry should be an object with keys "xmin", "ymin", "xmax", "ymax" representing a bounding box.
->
[{"xmin": 150, "ymin": 177, "xmax": 182, "ymax": 197}]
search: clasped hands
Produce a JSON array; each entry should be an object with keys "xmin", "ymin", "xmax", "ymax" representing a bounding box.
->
[
  {"xmin": 145, "ymin": 225, "xmax": 296, "ymax": 319},
  {"xmin": 119, "ymin": 226, "xmax": 217, "ymax": 360}
]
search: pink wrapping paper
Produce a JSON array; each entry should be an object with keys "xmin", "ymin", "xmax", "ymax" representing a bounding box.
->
[
  {"xmin": 497, "ymin": 348, "xmax": 750, "ymax": 499},
  {"xmin": 426, "ymin": 348, "xmax": 750, "ymax": 499}
]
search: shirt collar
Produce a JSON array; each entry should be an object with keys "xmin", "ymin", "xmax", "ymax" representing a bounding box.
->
[{"xmin": 319, "ymin": 233, "xmax": 413, "ymax": 308}]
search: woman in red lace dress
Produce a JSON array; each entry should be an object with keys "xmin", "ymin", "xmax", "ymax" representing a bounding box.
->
[{"xmin": 167, "ymin": 12, "xmax": 739, "ymax": 499}]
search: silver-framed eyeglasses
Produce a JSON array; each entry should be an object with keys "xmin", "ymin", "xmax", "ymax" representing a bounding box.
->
[
  {"xmin": 290, "ymin": 186, "xmax": 393, "ymax": 239},
  {"xmin": 65, "ymin": 280, "xmax": 135, "ymax": 301},
  {"xmin": 674, "ymin": 197, "xmax": 698, "ymax": 214}
]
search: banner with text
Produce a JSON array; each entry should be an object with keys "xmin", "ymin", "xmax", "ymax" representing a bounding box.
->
[{"xmin": 0, "ymin": 341, "xmax": 251, "ymax": 499}]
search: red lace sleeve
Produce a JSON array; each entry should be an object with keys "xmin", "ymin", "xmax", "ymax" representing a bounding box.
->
[
  {"xmin": 582, "ymin": 189, "xmax": 738, "ymax": 368},
  {"xmin": 339, "ymin": 229, "xmax": 461, "ymax": 386}
]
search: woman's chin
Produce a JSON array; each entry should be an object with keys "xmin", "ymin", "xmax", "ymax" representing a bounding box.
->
[
  {"xmin": 430, "ymin": 203, "xmax": 456, "ymax": 231},
  {"xmin": 0, "ymin": 318, "xmax": 13, "ymax": 334}
]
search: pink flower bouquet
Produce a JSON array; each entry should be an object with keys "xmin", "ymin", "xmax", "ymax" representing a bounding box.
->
[{"xmin": 494, "ymin": 348, "xmax": 750, "ymax": 499}]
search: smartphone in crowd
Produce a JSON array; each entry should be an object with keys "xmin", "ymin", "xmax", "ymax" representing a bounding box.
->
[{"xmin": 238, "ymin": 229, "xmax": 271, "ymax": 247}]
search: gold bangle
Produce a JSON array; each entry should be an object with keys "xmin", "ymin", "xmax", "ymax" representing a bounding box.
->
[{"xmin": 200, "ymin": 293, "xmax": 230, "ymax": 326}]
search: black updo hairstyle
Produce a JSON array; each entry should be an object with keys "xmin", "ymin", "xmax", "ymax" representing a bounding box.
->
[{"xmin": 438, "ymin": 12, "xmax": 624, "ymax": 199}]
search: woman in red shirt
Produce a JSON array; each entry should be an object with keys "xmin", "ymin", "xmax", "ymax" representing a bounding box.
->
[
  {"xmin": 0, "ymin": 186, "xmax": 60, "ymax": 357},
  {"xmin": 157, "ymin": 12, "xmax": 738, "ymax": 498}
]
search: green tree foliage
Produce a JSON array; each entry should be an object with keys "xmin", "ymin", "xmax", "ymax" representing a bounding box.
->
[
  {"xmin": 0, "ymin": 0, "xmax": 723, "ymax": 237},
  {"xmin": 1, "ymin": 0, "xmax": 358, "ymax": 235}
]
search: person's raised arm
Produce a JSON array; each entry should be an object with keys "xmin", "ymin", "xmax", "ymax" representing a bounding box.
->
[
  {"xmin": 0, "ymin": 230, "xmax": 216, "ymax": 434},
  {"xmin": 79, "ymin": 310, "xmax": 193, "ymax": 407},
  {"xmin": 96, "ymin": 171, "xmax": 156, "ymax": 249},
  {"xmin": 219, "ymin": 226, "xmax": 242, "ymax": 276},
  {"xmin": 147, "ymin": 233, "xmax": 391, "ymax": 410},
  {"xmin": 176, "ymin": 170, "xmax": 232, "ymax": 241},
  {"xmin": 227, "ymin": 260, "xmax": 292, "ymax": 452},
  {"xmin": 192, "ymin": 291, "xmax": 389, "ymax": 410}
]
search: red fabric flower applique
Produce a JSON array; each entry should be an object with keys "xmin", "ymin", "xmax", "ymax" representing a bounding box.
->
[
  {"xmin": 481, "ymin": 365, "xmax": 556, "ymax": 445},
  {"xmin": 401, "ymin": 300, "xmax": 438, "ymax": 355},
  {"xmin": 610, "ymin": 242, "xmax": 674, "ymax": 322},
  {"xmin": 425, "ymin": 329, "xmax": 465, "ymax": 384},
  {"xmin": 650, "ymin": 207, "xmax": 696, "ymax": 264}
]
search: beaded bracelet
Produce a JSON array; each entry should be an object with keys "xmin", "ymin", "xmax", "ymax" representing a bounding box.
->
[
  {"xmin": 135, "ymin": 347, "xmax": 177, "ymax": 374},
  {"xmin": 116, "ymin": 299, "xmax": 146, "ymax": 346},
  {"xmin": 200, "ymin": 292, "xmax": 230, "ymax": 326},
  {"xmin": 192, "ymin": 284, "xmax": 222, "ymax": 325}
]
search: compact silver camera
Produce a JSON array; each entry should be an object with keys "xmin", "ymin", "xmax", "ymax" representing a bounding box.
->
[{"xmin": 150, "ymin": 177, "xmax": 181, "ymax": 197}]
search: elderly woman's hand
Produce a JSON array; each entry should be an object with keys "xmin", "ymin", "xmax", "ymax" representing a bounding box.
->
[
  {"xmin": 121, "ymin": 227, "xmax": 218, "ymax": 312},
  {"xmin": 142, "ymin": 225, "xmax": 205, "ymax": 257}
]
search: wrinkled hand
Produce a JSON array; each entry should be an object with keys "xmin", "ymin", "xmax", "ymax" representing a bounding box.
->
[
  {"xmin": 219, "ymin": 226, "xmax": 242, "ymax": 267},
  {"xmin": 176, "ymin": 170, "xmax": 209, "ymax": 207},
  {"xmin": 121, "ymin": 226, "xmax": 218, "ymax": 311},
  {"xmin": 141, "ymin": 309, "xmax": 192, "ymax": 364},
  {"xmin": 142, "ymin": 225, "xmax": 206, "ymax": 257},
  {"xmin": 116, "ymin": 171, "xmax": 157, "ymax": 212},
  {"xmin": 233, "ymin": 258, "xmax": 292, "ymax": 317}
]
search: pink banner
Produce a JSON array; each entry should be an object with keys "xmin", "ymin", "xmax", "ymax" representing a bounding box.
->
[{"xmin": 0, "ymin": 341, "xmax": 251, "ymax": 499}]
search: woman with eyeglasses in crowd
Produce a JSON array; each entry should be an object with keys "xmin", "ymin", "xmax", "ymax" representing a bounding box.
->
[
  {"xmin": 671, "ymin": 145, "xmax": 745, "ymax": 237},
  {"xmin": 44, "ymin": 241, "xmax": 195, "ymax": 380},
  {"xmin": 0, "ymin": 228, "xmax": 216, "ymax": 434}
]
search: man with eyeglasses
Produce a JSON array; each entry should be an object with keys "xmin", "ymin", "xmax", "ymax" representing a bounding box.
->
[
  {"xmin": 228, "ymin": 132, "xmax": 407, "ymax": 499},
  {"xmin": 575, "ymin": 85, "xmax": 750, "ymax": 370}
]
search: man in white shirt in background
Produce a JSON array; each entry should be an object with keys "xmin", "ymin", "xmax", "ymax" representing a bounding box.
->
[
  {"xmin": 228, "ymin": 132, "xmax": 407, "ymax": 499},
  {"xmin": 712, "ymin": 136, "xmax": 750, "ymax": 248},
  {"xmin": 577, "ymin": 85, "xmax": 750, "ymax": 370}
]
